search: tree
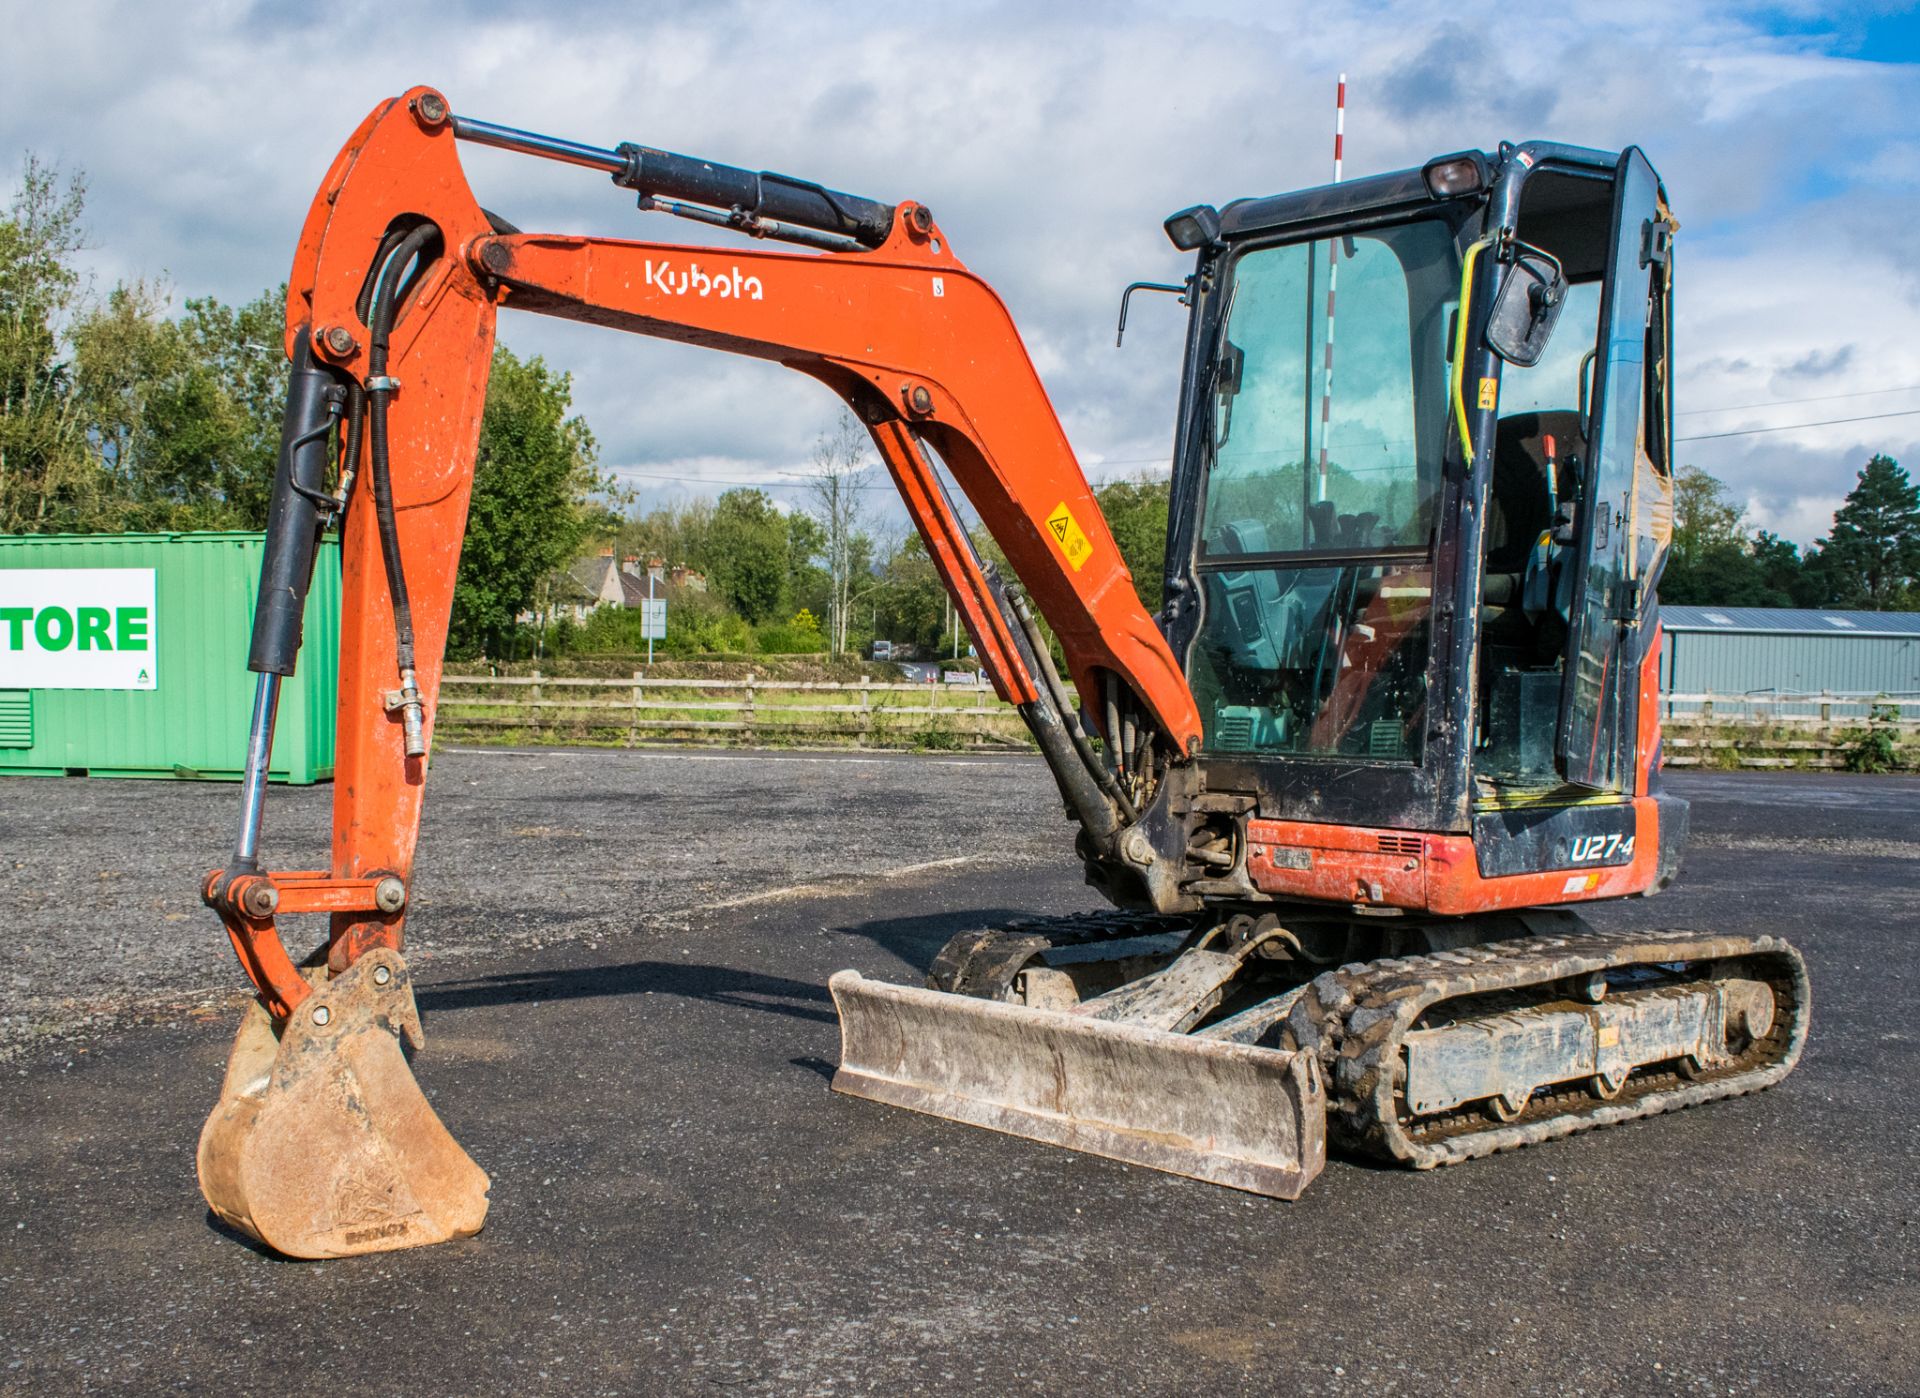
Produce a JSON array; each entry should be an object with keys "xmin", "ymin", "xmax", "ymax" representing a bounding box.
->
[
  {"xmin": 1661, "ymin": 466, "xmax": 1745, "ymax": 602},
  {"xmin": 70, "ymin": 280, "xmax": 181, "ymax": 509},
  {"xmin": 617, "ymin": 498, "xmax": 714, "ymax": 576},
  {"xmin": 174, "ymin": 287, "xmax": 293, "ymax": 525},
  {"xmin": 1657, "ymin": 466, "xmax": 1799, "ymax": 607},
  {"xmin": 784, "ymin": 509, "xmax": 827, "ymax": 619},
  {"xmin": 755, "ymin": 606, "xmax": 826, "ymax": 654},
  {"xmin": 1751, "ymin": 531, "xmax": 1820, "ymax": 608},
  {"xmin": 449, "ymin": 348, "xmax": 605, "ymax": 657},
  {"xmin": 1808, "ymin": 455, "xmax": 1919, "ymax": 609},
  {"xmin": 1094, "ymin": 474, "xmax": 1171, "ymax": 612},
  {"xmin": 71, "ymin": 281, "xmax": 273, "ymax": 530},
  {"xmin": 0, "ymin": 157, "xmax": 103, "ymax": 533},
  {"xmin": 1669, "ymin": 466, "xmax": 1745, "ymax": 560},
  {"xmin": 1659, "ymin": 540, "xmax": 1784, "ymax": 607},
  {"xmin": 874, "ymin": 532, "xmax": 946, "ymax": 650},
  {"xmin": 805, "ymin": 414, "xmax": 876, "ymax": 654},
  {"xmin": 705, "ymin": 488, "xmax": 792, "ymax": 623}
]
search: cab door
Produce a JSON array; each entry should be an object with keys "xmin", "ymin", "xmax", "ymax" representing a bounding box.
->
[{"xmin": 1557, "ymin": 149, "xmax": 1663, "ymax": 791}]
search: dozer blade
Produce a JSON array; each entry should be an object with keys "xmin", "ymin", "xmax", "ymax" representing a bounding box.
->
[
  {"xmin": 828, "ymin": 970, "xmax": 1326, "ymax": 1198},
  {"xmin": 197, "ymin": 948, "xmax": 489, "ymax": 1259}
]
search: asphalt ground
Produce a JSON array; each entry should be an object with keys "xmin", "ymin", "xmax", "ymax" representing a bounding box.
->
[{"xmin": 2, "ymin": 752, "xmax": 1917, "ymax": 1395}]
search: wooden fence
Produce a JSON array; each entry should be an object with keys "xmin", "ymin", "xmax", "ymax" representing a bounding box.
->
[
  {"xmin": 436, "ymin": 672, "xmax": 1043, "ymax": 750},
  {"xmin": 1660, "ymin": 691, "xmax": 1918, "ymax": 770},
  {"xmin": 435, "ymin": 675, "xmax": 1920, "ymax": 766}
]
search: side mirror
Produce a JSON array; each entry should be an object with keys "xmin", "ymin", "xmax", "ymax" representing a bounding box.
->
[{"xmin": 1486, "ymin": 248, "xmax": 1567, "ymax": 367}]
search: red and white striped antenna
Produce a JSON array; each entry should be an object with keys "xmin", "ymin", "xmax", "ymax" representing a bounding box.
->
[
  {"xmin": 1333, "ymin": 71, "xmax": 1346, "ymax": 181},
  {"xmin": 1315, "ymin": 73, "xmax": 1346, "ymax": 499}
]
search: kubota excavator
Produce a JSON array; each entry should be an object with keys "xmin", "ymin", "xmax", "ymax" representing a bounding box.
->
[{"xmin": 200, "ymin": 87, "xmax": 1808, "ymax": 1258}]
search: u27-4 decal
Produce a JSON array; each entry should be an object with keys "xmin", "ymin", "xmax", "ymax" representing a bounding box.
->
[{"xmin": 1568, "ymin": 833, "xmax": 1634, "ymax": 864}]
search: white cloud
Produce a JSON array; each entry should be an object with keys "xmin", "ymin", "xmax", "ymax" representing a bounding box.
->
[{"xmin": 3, "ymin": 0, "xmax": 1914, "ymax": 544}]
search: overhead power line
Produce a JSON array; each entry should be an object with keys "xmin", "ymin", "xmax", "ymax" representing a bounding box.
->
[
  {"xmin": 613, "ymin": 467, "xmax": 896, "ymax": 491},
  {"xmin": 612, "ymin": 395, "xmax": 1920, "ymax": 493},
  {"xmin": 1679, "ymin": 383, "xmax": 1920, "ymax": 416},
  {"xmin": 1676, "ymin": 408, "xmax": 1920, "ymax": 443}
]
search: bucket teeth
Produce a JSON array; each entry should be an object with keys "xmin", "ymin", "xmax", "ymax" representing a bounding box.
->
[
  {"xmin": 197, "ymin": 948, "xmax": 489, "ymax": 1259},
  {"xmin": 829, "ymin": 970, "xmax": 1325, "ymax": 1198}
]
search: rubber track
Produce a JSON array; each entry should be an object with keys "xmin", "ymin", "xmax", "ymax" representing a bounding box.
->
[
  {"xmin": 929, "ymin": 912, "xmax": 1811, "ymax": 1173},
  {"xmin": 1280, "ymin": 927, "xmax": 1811, "ymax": 1169}
]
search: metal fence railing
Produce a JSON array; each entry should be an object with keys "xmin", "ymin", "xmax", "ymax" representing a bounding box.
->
[{"xmin": 436, "ymin": 671, "xmax": 1049, "ymax": 750}]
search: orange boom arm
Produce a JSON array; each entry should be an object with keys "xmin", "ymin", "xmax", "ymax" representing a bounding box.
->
[{"xmin": 205, "ymin": 87, "xmax": 1202, "ymax": 1016}]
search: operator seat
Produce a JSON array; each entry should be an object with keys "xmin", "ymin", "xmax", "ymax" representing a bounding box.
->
[
  {"xmin": 1483, "ymin": 410, "xmax": 1583, "ymax": 649},
  {"xmin": 1489, "ymin": 411, "xmax": 1583, "ymax": 573}
]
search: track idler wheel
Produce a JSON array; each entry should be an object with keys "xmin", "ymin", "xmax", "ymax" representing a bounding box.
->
[{"xmin": 196, "ymin": 948, "xmax": 489, "ymax": 1258}]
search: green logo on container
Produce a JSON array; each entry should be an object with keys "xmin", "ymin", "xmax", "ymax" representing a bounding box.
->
[
  {"xmin": 0, "ymin": 569, "xmax": 158, "ymax": 690},
  {"xmin": 0, "ymin": 605, "xmax": 149, "ymax": 652}
]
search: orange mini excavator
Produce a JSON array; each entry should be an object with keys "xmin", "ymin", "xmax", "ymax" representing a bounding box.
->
[{"xmin": 200, "ymin": 87, "xmax": 1807, "ymax": 1257}]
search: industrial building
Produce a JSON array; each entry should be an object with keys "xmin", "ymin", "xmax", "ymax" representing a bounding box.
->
[{"xmin": 1659, "ymin": 605, "xmax": 1920, "ymax": 715}]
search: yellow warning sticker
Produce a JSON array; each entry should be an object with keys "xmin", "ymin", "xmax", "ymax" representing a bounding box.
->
[
  {"xmin": 1477, "ymin": 376, "xmax": 1499, "ymax": 411},
  {"xmin": 1045, "ymin": 501, "xmax": 1094, "ymax": 572}
]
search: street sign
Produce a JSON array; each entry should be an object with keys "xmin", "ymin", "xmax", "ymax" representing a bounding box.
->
[
  {"xmin": 640, "ymin": 598, "xmax": 667, "ymax": 640},
  {"xmin": 0, "ymin": 568, "xmax": 158, "ymax": 690}
]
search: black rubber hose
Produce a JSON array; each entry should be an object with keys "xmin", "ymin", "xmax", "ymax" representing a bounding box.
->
[
  {"xmin": 1007, "ymin": 589, "xmax": 1139, "ymax": 825},
  {"xmin": 356, "ymin": 227, "xmax": 412, "ymax": 324},
  {"xmin": 991, "ymin": 585, "xmax": 1118, "ymax": 846},
  {"xmin": 336, "ymin": 381, "xmax": 365, "ymax": 513},
  {"xmin": 289, "ymin": 382, "xmax": 365, "ymax": 518},
  {"xmin": 364, "ymin": 224, "xmax": 439, "ymax": 671}
]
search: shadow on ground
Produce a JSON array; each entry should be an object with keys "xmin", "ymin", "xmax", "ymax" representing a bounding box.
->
[
  {"xmin": 415, "ymin": 904, "xmax": 1039, "ymax": 1027},
  {"xmin": 418, "ymin": 960, "xmax": 836, "ymax": 1025},
  {"xmin": 825, "ymin": 905, "xmax": 1036, "ymax": 966}
]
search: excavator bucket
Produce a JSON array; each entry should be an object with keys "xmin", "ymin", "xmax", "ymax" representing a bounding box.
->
[
  {"xmin": 197, "ymin": 948, "xmax": 489, "ymax": 1258},
  {"xmin": 829, "ymin": 970, "xmax": 1326, "ymax": 1198}
]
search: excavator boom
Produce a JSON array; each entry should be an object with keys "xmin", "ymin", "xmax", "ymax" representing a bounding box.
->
[{"xmin": 199, "ymin": 87, "xmax": 1225, "ymax": 1256}]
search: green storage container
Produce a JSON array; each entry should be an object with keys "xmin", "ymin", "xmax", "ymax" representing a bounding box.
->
[{"xmin": 0, "ymin": 532, "xmax": 338, "ymax": 783}]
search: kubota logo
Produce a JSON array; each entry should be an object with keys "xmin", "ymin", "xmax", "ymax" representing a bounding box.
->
[{"xmin": 644, "ymin": 259, "xmax": 764, "ymax": 301}]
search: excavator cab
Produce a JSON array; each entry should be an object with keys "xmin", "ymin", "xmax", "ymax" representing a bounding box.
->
[
  {"xmin": 1157, "ymin": 143, "xmax": 1678, "ymax": 869},
  {"xmin": 836, "ymin": 141, "xmax": 1801, "ymax": 1194}
]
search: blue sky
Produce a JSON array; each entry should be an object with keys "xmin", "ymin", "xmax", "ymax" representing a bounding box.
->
[
  {"xmin": 1756, "ymin": 3, "xmax": 1920, "ymax": 62},
  {"xmin": 3, "ymin": 0, "xmax": 1915, "ymax": 545}
]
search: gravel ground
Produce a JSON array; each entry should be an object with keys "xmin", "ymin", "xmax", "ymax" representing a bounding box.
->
[
  {"xmin": 0, "ymin": 746, "xmax": 1068, "ymax": 1052},
  {"xmin": 1, "ymin": 755, "xmax": 1916, "ymax": 1395}
]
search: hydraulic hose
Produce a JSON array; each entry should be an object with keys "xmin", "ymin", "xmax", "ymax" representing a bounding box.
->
[
  {"xmin": 364, "ymin": 222, "xmax": 441, "ymax": 758},
  {"xmin": 1005, "ymin": 586, "xmax": 1139, "ymax": 828},
  {"xmin": 977, "ymin": 568, "xmax": 1119, "ymax": 847},
  {"xmin": 334, "ymin": 381, "xmax": 365, "ymax": 517}
]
